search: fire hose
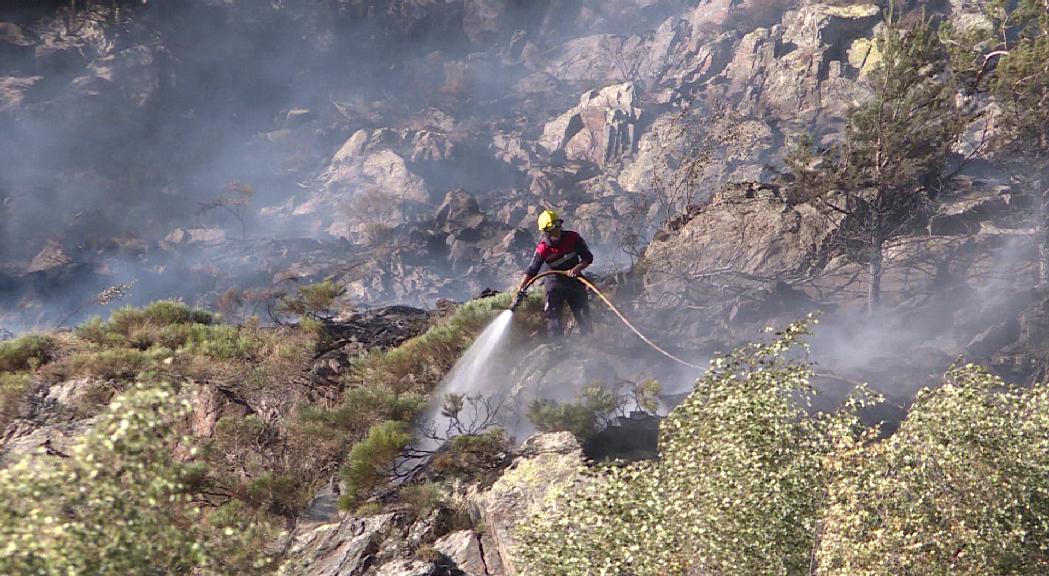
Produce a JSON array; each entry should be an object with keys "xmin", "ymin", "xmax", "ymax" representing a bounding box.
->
[{"xmin": 510, "ymin": 270, "xmax": 703, "ymax": 370}]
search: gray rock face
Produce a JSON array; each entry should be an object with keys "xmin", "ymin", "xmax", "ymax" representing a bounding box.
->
[
  {"xmin": 433, "ymin": 530, "xmax": 489, "ymax": 575},
  {"xmin": 643, "ymin": 182, "xmax": 838, "ymax": 303},
  {"xmin": 719, "ymin": 3, "xmax": 880, "ymax": 119},
  {"xmin": 371, "ymin": 560, "xmax": 439, "ymax": 576},
  {"xmin": 541, "ymin": 82, "xmax": 642, "ymax": 165},
  {"xmin": 278, "ymin": 513, "xmax": 398, "ymax": 576}
]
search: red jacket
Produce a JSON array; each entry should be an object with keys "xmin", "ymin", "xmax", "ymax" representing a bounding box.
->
[{"xmin": 525, "ymin": 230, "xmax": 593, "ymax": 280}]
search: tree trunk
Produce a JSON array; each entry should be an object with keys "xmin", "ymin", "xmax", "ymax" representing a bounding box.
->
[{"xmin": 868, "ymin": 235, "xmax": 883, "ymax": 314}]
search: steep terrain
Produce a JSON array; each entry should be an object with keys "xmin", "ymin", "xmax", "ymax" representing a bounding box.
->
[{"xmin": 4, "ymin": 0, "xmax": 1049, "ymax": 573}]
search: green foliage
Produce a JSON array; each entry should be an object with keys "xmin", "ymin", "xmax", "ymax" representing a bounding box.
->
[
  {"xmin": 818, "ymin": 364, "xmax": 1049, "ymax": 574},
  {"xmin": 0, "ymin": 334, "xmax": 55, "ymax": 372},
  {"xmin": 349, "ymin": 292, "xmax": 538, "ymax": 395},
  {"xmin": 399, "ymin": 481, "xmax": 444, "ymax": 518},
  {"xmin": 0, "ymin": 372, "xmax": 32, "ymax": 430},
  {"xmin": 526, "ymin": 386, "xmax": 619, "ymax": 442},
  {"xmin": 943, "ymin": 0, "xmax": 1049, "ymax": 153},
  {"xmin": 246, "ymin": 472, "xmax": 309, "ymax": 517},
  {"xmin": 0, "ymin": 383, "xmax": 270, "ymax": 575},
  {"xmin": 276, "ymin": 280, "xmax": 347, "ymax": 321},
  {"xmin": 180, "ymin": 324, "xmax": 264, "ymax": 361},
  {"xmin": 59, "ymin": 346, "xmax": 173, "ymax": 382},
  {"xmin": 355, "ymin": 502, "xmax": 383, "ymax": 517},
  {"xmin": 518, "ymin": 319, "xmax": 834, "ymax": 575},
  {"xmin": 299, "ymin": 388, "xmax": 426, "ymax": 441},
  {"xmin": 431, "ymin": 428, "xmax": 510, "ymax": 480},
  {"xmin": 106, "ymin": 300, "xmax": 214, "ymax": 335},
  {"xmin": 75, "ymin": 303, "xmax": 262, "ymax": 362},
  {"xmin": 338, "ymin": 420, "xmax": 413, "ymax": 509},
  {"xmin": 796, "ymin": 8, "xmax": 965, "ymax": 310}
]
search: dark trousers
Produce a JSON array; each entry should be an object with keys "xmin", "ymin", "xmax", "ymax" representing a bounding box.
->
[{"xmin": 544, "ymin": 282, "xmax": 592, "ymax": 336}]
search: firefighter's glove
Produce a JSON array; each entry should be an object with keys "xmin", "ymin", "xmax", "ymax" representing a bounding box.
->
[{"xmin": 509, "ymin": 290, "xmax": 528, "ymax": 312}]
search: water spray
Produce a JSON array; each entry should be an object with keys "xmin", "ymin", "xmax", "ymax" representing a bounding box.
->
[{"xmin": 513, "ymin": 270, "xmax": 703, "ymax": 370}]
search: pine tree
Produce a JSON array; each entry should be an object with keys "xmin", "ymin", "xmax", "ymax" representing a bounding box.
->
[{"xmin": 801, "ymin": 8, "xmax": 965, "ymax": 313}]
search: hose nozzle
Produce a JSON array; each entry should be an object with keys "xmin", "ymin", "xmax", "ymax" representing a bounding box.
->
[{"xmin": 509, "ymin": 290, "xmax": 527, "ymax": 312}]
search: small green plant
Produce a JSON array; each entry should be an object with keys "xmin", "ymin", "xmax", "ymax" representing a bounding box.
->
[
  {"xmin": 399, "ymin": 481, "xmax": 444, "ymax": 518},
  {"xmin": 0, "ymin": 372, "xmax": 32, "ymax": 430},
  {"xmin": 526, "ymin": 386, "xmax": 619, "ymax": 442},
  {"xmin": 276, "ymin": 280, "xmax": 347, "ymax": 322},
  {"xmin": 354, "ymin": 502, "xmax": 383, "ymax": 517}
]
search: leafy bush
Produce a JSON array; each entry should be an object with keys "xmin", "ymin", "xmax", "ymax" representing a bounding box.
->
[
  {"xmin": 77, "ymin": 301, "xmax": 214, "ymax": 349},
  {"xmin": 0, "ymin": 383, "xmax": 269, "ymax": 575},
  {"xmin": 0, "ymin": 334, "xmax": 55, "ymax": 372},
  {"xmin": 180, "ymin": 324, "xmax": 264, "ymax": 361},
  {"xmin": 518, "ymin": 320, "xmax": 833, "ymax": 575},
  {"xmin": 108, "ymin": 300, "xmax": 214, "ymax": 333},
  {"xmin": 818, "ymin": 364, "xmax": 1049, "ymax": 574},
  {"xmin": 526, "ymin": 386, "xmax": 619, "ymax": 442},
  {"xmin": 246, "ymin": 472, "xmax": 310, "ymax": 517},
  {"xmin": 339, "ymin": 420, "xmax": 413, "ymax": 509}
]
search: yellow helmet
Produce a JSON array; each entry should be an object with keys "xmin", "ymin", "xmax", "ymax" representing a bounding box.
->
[{"xmin": 537, "ymin": 209, "xmax": 561, "ymax": 232}]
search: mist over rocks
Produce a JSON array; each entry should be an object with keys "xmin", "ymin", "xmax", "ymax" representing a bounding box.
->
[{"xmin": 1, "ymin": 0, "xmax": 1048, "ymax": 394}]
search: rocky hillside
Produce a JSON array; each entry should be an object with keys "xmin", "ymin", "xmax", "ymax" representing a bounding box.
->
[{"xmin": 0, "ymin": 0, "xmax": 923, "ymax": 324}]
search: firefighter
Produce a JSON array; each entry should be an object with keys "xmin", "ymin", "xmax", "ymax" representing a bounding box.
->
[{"xmin": 516, "ymin": 210, "xmax": 593, "ymax": 336}]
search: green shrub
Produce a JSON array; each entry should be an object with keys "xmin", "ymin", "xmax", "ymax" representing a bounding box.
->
[
  {"xmin": 0, "ymin": 383, "xmax": 268, "ymax": 575},
  {"xmin": 338, "ymin": 420, "xmax": 413, "ymax": 509},
  {"xmin": 349, "ymin": 292, "xmax": 540, "ymax": 395},
  {"xmin": 62, "ymin": 347, "xmax": 172, "ymax": 381},
  {"xmin": 181, "ymin": 324, "xmax": 263, "ymax": 361},
  {"xmin": 0, "ymin": 372, "xmax": 32, "ymax": 430},
  {"xmin": 431, "ymin": 428, "xmax": 510, "ymax": 481},
  {"xmin": 78, "ymin": 301, "xmax": 213, "ymax": 348},
  {"xmin": 276, "ymin": 280, "xmax": 347, "ymax": 321},
  {"xmin": 0, "ymin": 334, "xmax": 55, "ymax": 372},
  {"xmin": 526, "ymin": 386, "xmax": 618, "ymax": 442},
  {"xmin": 354, "ymin": 502, "xmax": 383, "ymax": 517},
  {"xmin": 518, "ymin": 319, "xmax": 833, "ymax": 575},
  {"xmin": 246, "ymin": 472, "xmax": 309, "ymax": 517},
  {"xmin": 299, "ymin": 388, "xmax": 426, "ymax": 440},
  {"xmin": 818, "ymin": 364, "xmax": 1049, "ymax": 574},
  {"xmin": 399, "ymin": 481, "xmax": 444, "ymax": 518}
]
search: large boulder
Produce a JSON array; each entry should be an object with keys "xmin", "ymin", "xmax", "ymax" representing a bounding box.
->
[
  {"xmin": 540, "ymin": 82, "xmax": 642, "ymax": 165},
  {"xmin": 642, "ymin": 182, "xmax": 839, "ymax": 301},
  {"xmin": 298, "ymin": 129, "xmax": 432, "ymax": 238},
  {"xmin": 0, "ymin": 75, "xmax": 40, "ymax": 112},
  {"xmin": 472, "ymin": 432, "xmax": 583, "ymax": 576},
  {"xmin": 435, "ymin": 189, "xmax": 485, "ymax": 233},
  {"xmin": 433, "ymin": 530, "xmax": 491, "ymax": 575}
]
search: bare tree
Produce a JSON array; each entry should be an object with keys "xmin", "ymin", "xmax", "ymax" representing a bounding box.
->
[{"xmin": 197, "ymin": 181, "xmax": 254, "ymax": 240}]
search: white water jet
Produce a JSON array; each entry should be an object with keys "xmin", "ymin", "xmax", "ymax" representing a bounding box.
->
[{"xmin": 416, "ymin": 310, "xmax": 515, "ymax": 448}]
